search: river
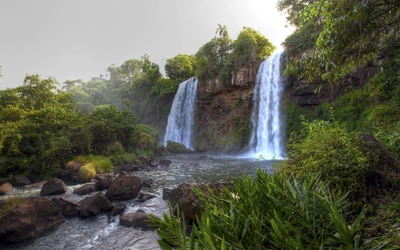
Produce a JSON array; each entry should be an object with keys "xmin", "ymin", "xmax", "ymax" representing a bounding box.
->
[{"xmin": 1, "ymin": 154, "xmax": 277, "ymax": 250}]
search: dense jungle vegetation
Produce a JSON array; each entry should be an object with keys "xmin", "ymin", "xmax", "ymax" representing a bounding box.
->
[{"xmin": 151, "ymin": 0, "xmax": 400, "ymax": 249}]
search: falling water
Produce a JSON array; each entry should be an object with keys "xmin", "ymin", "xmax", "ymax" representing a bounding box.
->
[
  {"xmin": 249, "ymin": 51, "xmax": 284, "ymax": 159},
  {"xmin": 164, "ymin": 77, "xmax": 198, "ymax": 150}
]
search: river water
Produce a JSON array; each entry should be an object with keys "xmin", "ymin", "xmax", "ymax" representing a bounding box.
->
[{"xmin": 1, "ymin": 154, "xmax": 277, "ymax": 250}]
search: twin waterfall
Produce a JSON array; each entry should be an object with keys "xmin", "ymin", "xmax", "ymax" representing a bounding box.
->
[
  {"xmin": 249, "ymin": 52, "xmax": 284, "ymax": 159},
  {"xmin": 164, "ymin": 52, "xmax": 284, "ymax": 158},
  {"xmin": 164, "ymin": 77, "xmax": 198, "ymax": 150}
]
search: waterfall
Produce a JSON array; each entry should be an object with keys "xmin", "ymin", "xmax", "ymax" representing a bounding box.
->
[
  {"xmin": 164, "ymin": 77, "xmax": 198, "ymax": 150},
  {"xmin": 249, "ymin": 51, "xmax": 284, "ymax": 159}
]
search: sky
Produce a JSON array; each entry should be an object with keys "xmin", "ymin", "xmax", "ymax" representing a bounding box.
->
[{"xmin": 0, "ymin": 0, "xmax": 294, "ymax": 89}]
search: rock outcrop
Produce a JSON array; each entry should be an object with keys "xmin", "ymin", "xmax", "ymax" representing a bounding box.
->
[
  {"xmin": 0, "ymin": 198, "xmax": 64, "ymax": 243},
  {"xmin": 40, "ymin": 178, "xmax": 67, "ymax": 196},
  {"xmin": 105, "ymin": 173, "xmax": 142, "ymax": 201}
]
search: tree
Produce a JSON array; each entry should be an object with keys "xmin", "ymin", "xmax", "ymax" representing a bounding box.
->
[
  {"xmin": 165, "ymin": 54, "xmax": 196, "ymax": 80},
  {"xmin": 195, "ymin": 24, "xmax": 233, "ymax": 80},
  {"xmin": 278, "ymin": 0, "xmax": 400, "ymax": 82}
]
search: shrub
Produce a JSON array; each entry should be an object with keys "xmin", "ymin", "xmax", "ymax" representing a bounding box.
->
[
  {"xmin": 151, "ymin": 171, "xmax": 369, "ymax": 249},
  {"xmin": 166, "ymin": 141, "xmax": 192, "ymax": 154},
  {"xmin": 280, "ymin": 118, "xmax": 376, "ymax": 207},
  {"xmin": 79, "ymin": 163, "xmax": 96, "ymax": 182}
]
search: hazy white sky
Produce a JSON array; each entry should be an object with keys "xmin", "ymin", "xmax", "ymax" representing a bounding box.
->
[{"xmin": 0, "ymin": 0, "xmax": 294, "ymax": 89}]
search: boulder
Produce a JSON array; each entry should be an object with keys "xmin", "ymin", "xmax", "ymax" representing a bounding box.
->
[
  {"xmin": 138, "ymin": 156, "xmax": 151, "ymax": 166},
  {"xmin": 0, "ymin": 198, "xmax": 64, "ymax": 243},
  {"xmin": 40, "ymin": 178, "xmax": 67, "ymax": 196},
  {"xmin": 167, "ymin": 183, "xmax": 232, "ymax": 222},
  {"xmin": 105, "ymin": 173, "xmax": 142, "ymax": 201},
  {"xmin": 57, "ymin": 161, "xmax": 84, "ymax": 183},
  {"xmin": 94, "ymin": 174, "xmax": 114, "ymax": 191},
  {"xmin": 0, "ymin": 177, "xmax": 9, "ymax": 185},
  {"xmin": 0, "ymin": 183, "xmax": 13, "ymax": 195},
  {"xmin": 24, "ymin": 181, "xmax": 45, "ymax": 190},
  {"xmin": 120, "ymin": 212, "xmax": 155, "ymax": 229},
  {"xmin": 52, "ymin": 198, "xmax": 80, "ymax": 217},
  {"xmin": 11, "ymin": 175, "xmax": 30, "ymax": 186},
  {"xmin": 121, "ymin": 164, "xmax": 140, "ymax": 172},
  {"xmin": 142, "ymin": 179, "xmax": 153, "ymax": 188},
  {"xmin": 137, "ymin": 192, "xmax": 155, "ymax": 202},
  {"xmin": 74, "ymin": 183, "xmax": 97, "ymax": 195},
  {"xmin": 159, "ymin": 159, "xmax": 172, "ymax": 167},
  {"xmin": 110, "ymin": 203, "xmax": 126, "ymax": 216},
  {"xmin": 163, "ymin": 188, "xmax": 172, "ymax": 200},
  {"xmin": 80, "ymin": 193, "xmax": 114, "ymax": 218}
]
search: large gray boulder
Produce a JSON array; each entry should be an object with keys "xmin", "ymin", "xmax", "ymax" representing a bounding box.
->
[
  {"xmin": 105, "ymin": 173, "xmax": 142, "ymax": 201},
  {"xmin": 94, "ymin": 174, "xmax": 114, "ymax": 191},
  {"xmin": 120, "ymin": 212, "xmax": 155, "ymax": 229},
  {"xmin": 80, "ymin": 193, "xmax": 113, "ymax": 218},
  {"xmin": 40, "ymin": 178, "xmax": 67, "ymax": 196},
  {"xmin": 0, "ymin": 198, "xmax": 64, "ymax": 243}
]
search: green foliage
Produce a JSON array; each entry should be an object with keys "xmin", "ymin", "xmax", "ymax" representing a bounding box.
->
[
  {"xmin": 74, "ymin": 155, "xmax": 113, "ymax": 173},
  {"xmin": 152, "ymin": 171, "xmax": 371, "ymax": 249},
  {"xmin": 279, "ymin": 0, "xmax": 400, "ymax": 82},
  {"xmin": 281, "ymin": 118, "xmax": 375, "ymax": 206},
  {"xmin": 195, "ymin": 24, "xmax": 233, "ymax": 81},
  {"xmin": 165, "ymin": 54, "xmax": 197, "ymax": 80},
  {"xmin": 86, "ymin": 105, "xmax": 137, "ymax": 153},
  {"xmin": 79, "ymin": 163, "xmax": 96, "ymax": 182},
  {"xmin": 0, "ymin": 75, "xmax": 83, "ymax": 178},
  {"xmin": 166, "ymin": 141, "xmax": 191, "ymax": 154}
]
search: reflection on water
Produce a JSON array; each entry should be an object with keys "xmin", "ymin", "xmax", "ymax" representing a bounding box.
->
[{"xmin": 2, "ymin": 154, "xmax": 276, "ymax": 250}]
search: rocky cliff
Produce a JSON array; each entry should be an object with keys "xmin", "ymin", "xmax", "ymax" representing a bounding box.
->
[{"xmin": 195, "ymin": 63, "xmax": 260, "ymax": 152}]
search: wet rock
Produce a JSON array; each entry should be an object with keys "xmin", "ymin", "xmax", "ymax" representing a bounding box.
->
[
  {"xmin": 110, "ymin": 203, "xmax": 126, "ymax": 216},
  {"xmin": 159, "ymin": 159, "xmax": 172, "ymax": 167},
  {"xmin": 24, "ymin": 181, "xmax": 45, "ymax": 190},
  {"xmin": 167, "ymin": 183, "xmax": 232, "ymax": 222},
  {"xmin": 94, "ymin": 174, "xmax": 114, "ymax": 191},
  {"xmin": 138, "ymin": 156, "xmax": 151, "ymax": 166},
  {"xmin": 137, "ymin": 192, "xmax": 155, "ymax": 202},
  {"xmin": 11, "ymin": 174, "xmax": 30, "ymax": 186},
  {"xmin": 0, "ymin": 183, "xmax": 12, "ymax": 195},
  {"xmin": 148, "ymin": 160, "xmax": 159, "ymax": 168},
  {"xmin": 80, "ymin": 193, "xmax": 113, "ymax": 218},
  {"xmin": 105, "ymin": 173, "xmax": 142, "ymax": 201},
  {"xmin": 0, "ymin": 198, "xmax": 64, "ymax": 243},
  {"xmin": 40, "ymin": 178, "xmax": 67, "ymax": 196},
  {"xmin": 57, "ymin": 161, "xmax": 85, "ymax": 183},
  {"xmin": 120, "ymin": 212, "xmax": 155, "ymax": 229},
  {"xmin": 121, "ymin": 164, "xmax": 140, "ymax": 172},
  {"xmin": 74, "ymin": 183, "xmax": 97, "ymax": 195},
  {"xmin": 142, "ymin": 179, "xmax": 153, "ymax": 188},
  {"xmin": 162, "ymin": 188, "xmax": 172, "ymax": 200},
  {"xmin": 52, "ymin": 198, "xmax": 80, "ymax": 217}
]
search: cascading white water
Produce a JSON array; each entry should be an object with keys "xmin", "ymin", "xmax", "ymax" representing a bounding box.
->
[
  {"xmin": 164, "ymin": 77, "xmax": 198, "ymax": 150},
  {"xmin": 249, "ymin": 51, "xmax": 284, "ymax": 159}
]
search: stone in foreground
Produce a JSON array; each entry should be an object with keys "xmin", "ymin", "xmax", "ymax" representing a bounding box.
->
[
  {"xmin": 120, "ymin": 212, "xmax": 155, "ymax": 229},
  {"xmin": 0, "ymin": 198, "xmax": 64, "ymax": 243}
]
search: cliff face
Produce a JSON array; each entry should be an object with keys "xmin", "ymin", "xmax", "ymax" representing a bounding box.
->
[{"xmin": 195, "ymin": 64, "xmax": 259, "ymax": 152}]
